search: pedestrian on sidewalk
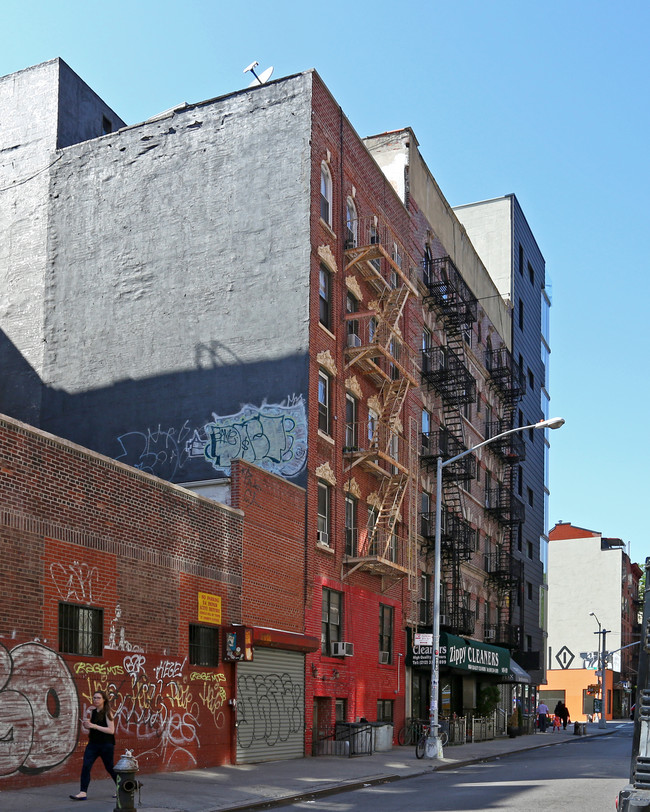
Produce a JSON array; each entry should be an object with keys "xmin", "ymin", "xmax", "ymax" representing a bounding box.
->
[
  {"xmin": 554, "ymin": 700, "xmax": 570, "ymax": 730},
  {"xmin": 69, "ymin": 690, "xmax": 117, "ymax": 801},
  {"xmin": 537, "ymin": 701, "xmax": 550, "ymax": 733}
]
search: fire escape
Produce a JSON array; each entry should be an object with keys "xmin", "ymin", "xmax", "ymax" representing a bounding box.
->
[
  {"xmin": 342, "ymin": 216, "xmax": 420, "ymax": 590},
  {"xmin": 484, "ymin": 346, "xmax": 526, "ymax": 649},
  {"xmin": 419, "ymin": 255, "xmax": 478, "ymax": 637}
]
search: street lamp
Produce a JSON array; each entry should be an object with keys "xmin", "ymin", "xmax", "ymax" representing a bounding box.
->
[
  {"xmin": 426, "ymin": 416, "xmax": 565, "ymax": 758},
  {"xmin": 590, "ymin": 611, "xmax": 610, "ymax": 729}
]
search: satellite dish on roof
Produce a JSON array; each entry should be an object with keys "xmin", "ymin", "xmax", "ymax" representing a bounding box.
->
[{"xmin": 244, "ymin": 61, "xmax": 274, "ymax": 86}]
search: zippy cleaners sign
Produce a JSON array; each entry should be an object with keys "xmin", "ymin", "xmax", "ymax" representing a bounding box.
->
[{"xmin": 407, "ymin": 630, "xmax": 509, "ymax": 675}]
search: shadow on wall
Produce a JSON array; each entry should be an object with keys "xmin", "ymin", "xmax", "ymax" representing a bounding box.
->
[{"xmin": 0, "ymin": 330, "xmax": 309, "ymax": 487}]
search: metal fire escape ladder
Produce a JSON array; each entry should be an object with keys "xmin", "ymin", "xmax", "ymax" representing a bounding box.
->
[
  {"xmin": 421, "ymin": 255, "xmax": 478, "ymax": 634},
  {"xmin": 342, "ymin": 217, "xmax": 420, "ymax": 587}
]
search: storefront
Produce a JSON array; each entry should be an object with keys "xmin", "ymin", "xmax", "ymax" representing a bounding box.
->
[{"xmin": 406, "ymin": 629, "xmax": 512, "ymax": 719}]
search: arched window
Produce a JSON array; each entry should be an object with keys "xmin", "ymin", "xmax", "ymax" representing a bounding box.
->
[
  {"xmin": 320, "ymin": 162, "xmax": 332, "ymax": 225},
  {"xmin": 345, "ymin": 197, "xmax": 357, "ymax": 248}
]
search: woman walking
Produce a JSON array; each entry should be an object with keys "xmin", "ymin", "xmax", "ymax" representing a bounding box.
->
[{"xmin": 70, "ymin": 690, "xmax": 117, "ymax": 801}]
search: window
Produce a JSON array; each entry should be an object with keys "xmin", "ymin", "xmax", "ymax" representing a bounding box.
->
[
  {"xmin": 369, "ymin": 221, "xmax": 380, "ymax": 271},
  {"xmin": 368, "ymin": 409, "xmax": 378, "ymax": 445},
  {"xmin": 423, "ymin": 245, "xmax": 433, "ymax": 287},
  {"xmin": 317, "ymin": 480, "xmax": 331, "ymax": 546},
  {"xmin": 528, "ymin": 368, "xmax": 534, "ymax": 391},
  {"xmin": 528, "ymin": 486, "xmax": 534, "ymax": 507},
  {"xmin": 345, "ymin": 394, "xmax": 358, "ymax": 449},
  {"xmin": 318, "ymin": 371, "xmax": 330, "ymax": 434},
  {"xmin": 346, "ymin": 293, "xmax": 359, "ymax": 345},
  {"xmin": 528, "ymin": 262, "xmax": 534, "ymax": 285},
  {"xmin": 421, "ymin": 491, "xmax": 431, "ymax": 537},
  {"xmin": 319, "ymin": 264, "xmax": 332, "ymax": 328},
  {"xmin": 421, "ymin": 409, "xmax": 431, "ymax": 454},
  {"xmin": 367, "ymin": 506, "xmax": 378, "ymax": 552},
  {"xmin": 422, "ymin": 326, "xmax": 432, "ymax": 351},
  {"xmin": 345, "ymin": 495, "xmax": 357, "ymax": 556},
  {"xmin": 518, "ymin": 299, "xmax": 524, "ymax": 330},
  {"xmin": 377, "ymin": 699, "xmax": 394, "ymax": 722},
  {"xmin": 102, "ymin": 115, "xmax": 112, "ymax": 135},
  {"xmin": 320, "ymin": 162, "xmax": 332, "ymax": 225},
  {"xmin": 519, "ymin": 243, "xmax": 524, "ymax": 275},
  {"xmin": 526, "ymin": 634, "xmax": 533, "ymax": 651},
  {"xmin": 390, "ymin": 243, "xmax": 402, "ymax": 288},
  {"xmin": 345, "ymin": 197, "xmax": 357, "ymax": 248},
  {"xmin": 527, "ymin": 581, "xmax": 533, "ymax": 601},
  {"xmin": 379, "ymin": 604, "xmax": 393, "ymax": 663},
  {"xmin": 527, "ymin": 540, "xmax": 534, "ymax": 559},
  {"xmin": 322, "ymin": 588, "xmax": 342, "ymax": 654},
  {"xmin": 189, "ymin": 624, "xmax": 219, "ymax": 666},
  {"xmin": 59, "ymin": 603, "xmax": 103, "ymax": 656}
]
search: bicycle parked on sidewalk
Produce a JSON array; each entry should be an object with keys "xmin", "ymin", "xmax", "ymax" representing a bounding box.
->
[
  {"xmin": 397, "ymin": 717, "xmax": 428, "ymax": 746},
  {"xmin": 415, "ymin": 720, "xmax": 448, "ymax": 758}
]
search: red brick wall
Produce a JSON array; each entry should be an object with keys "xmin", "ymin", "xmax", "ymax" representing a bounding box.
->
[
  {"xmin": 231, "ymin": 459, "xmax": 306, "ymax": 633},
  {"xmin": 0, "ymin": 415, "xmax": 242, "ymax": 788}
]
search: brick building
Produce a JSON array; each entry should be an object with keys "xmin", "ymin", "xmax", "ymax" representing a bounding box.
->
[
  {"xmin": 0, "ymin": 412, "xmax": 316, "ymax": 787},
  {"xmin": 543, "ymin": 521, "xmax": 641, "ymax": 721},
  {"xmin": 0, "ymin": 58, "xmax": 554, "ymax": 770}
]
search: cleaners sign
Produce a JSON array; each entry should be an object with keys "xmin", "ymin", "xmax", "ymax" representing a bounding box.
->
[{"xmin": 407, "ymin": 630, "xmax": 509, "ymax": 675}]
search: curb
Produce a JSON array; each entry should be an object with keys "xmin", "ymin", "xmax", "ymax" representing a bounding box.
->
[{"xmin": 208, "ymin": 728, "xmax": 619, "ymax": 812}]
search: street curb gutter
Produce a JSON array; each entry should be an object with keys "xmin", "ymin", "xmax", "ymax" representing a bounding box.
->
[{"xmin": 212, "ymin": 730, "xmax": 619, "ymax": 812}]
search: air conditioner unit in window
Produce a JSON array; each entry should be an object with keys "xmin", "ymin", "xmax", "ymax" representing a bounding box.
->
[
  {"xmin": 317, "ymin": 530, "xmax": 329, "ymax": 546},
  {"xmin": 379, "ymin": 651, "xmax": 390, "ymax": 665},
  {"xmin": 485, "ymin": 629, "xmax": 496, "ymax": 640},
  {"xmin": 331, "ymin": 641, "xmax": 354, "ymax": 657},
  {"xmin": 347, "ymin": 333, "xmax": 361, "ymax": 348}
]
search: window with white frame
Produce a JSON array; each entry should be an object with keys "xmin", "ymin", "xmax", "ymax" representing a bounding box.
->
[
  {"xmin": 345, "ymin": 494, "xmax": 357, "ymax": 556},
  {"xmin": 319, "ymin": 264, "xmax": 332, "ymax": 328},
  {"xmin": 318, "ymin": 370, "xmax": 330, "ymax": 434},
  {"xmin": 345, "ymin": 197, "xmax": 357, "ymax": 248},
  {"xmin": 320, "ymin": 162, "xmax": 332, "ymax": 225},
  {"xmin": 379, "ymin": 604, "xmax": 393, "ymax": 663},
  {"xmin": 345, "ymin": 394, "xmax": 358, "ymax": 449},
  {"xmin": 317, "ymin": 480, "xmax": 330, "ymax": 546},
  {"xmin": 322, "ymin": 587, "xmax": 342, "ymax": 654}
]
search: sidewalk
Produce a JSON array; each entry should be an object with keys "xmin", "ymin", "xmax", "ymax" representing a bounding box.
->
[{"xmin": 0, "ymin": 723, "xmax": 622, "ymax": 812}]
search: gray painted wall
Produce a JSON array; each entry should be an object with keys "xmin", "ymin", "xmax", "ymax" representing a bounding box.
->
[{"xmin": 2, "ymin": 65, "xmax": 315, "ymax": 483}]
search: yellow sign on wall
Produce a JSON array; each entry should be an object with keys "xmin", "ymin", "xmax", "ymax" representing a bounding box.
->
[{"xmin": 198, "ymin": 592, "xmax": 222, "ymax": 625}]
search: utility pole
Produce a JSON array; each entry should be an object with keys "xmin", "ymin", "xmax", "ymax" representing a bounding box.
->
[{"xmin": 595, "ymin": 626, "xmax": 610, "ymax": 729}]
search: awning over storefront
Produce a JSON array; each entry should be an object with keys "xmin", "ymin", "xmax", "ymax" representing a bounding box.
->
[
  {"xmin": 502, "ymin": 658, "xmax": 532, "ymax": 683},
  {"xmin": 440, "ymin": 632, "xmax": 510, "ymax": 676},
  {"xmin": 406, "ymin": 629, "xmax": 510, "ymax": 676}
]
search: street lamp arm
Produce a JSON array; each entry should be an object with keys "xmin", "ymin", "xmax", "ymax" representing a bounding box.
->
[{"xmin": 441, "ymin": 418, "xmax": 566, "ymax": 469}]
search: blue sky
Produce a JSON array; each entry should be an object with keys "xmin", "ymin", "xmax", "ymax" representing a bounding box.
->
[{"xmin": 3, "ymin": 1, "xmax": 648, "ymax": 562}]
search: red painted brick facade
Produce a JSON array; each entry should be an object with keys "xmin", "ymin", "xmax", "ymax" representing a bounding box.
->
[{"xmin": 0, "ymin": 415, "xmax": 311, "ymax": 788}]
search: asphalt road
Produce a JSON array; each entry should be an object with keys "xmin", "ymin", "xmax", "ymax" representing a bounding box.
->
[{"xmin": 287, "ymin": 723, "xmax": 632, "ymax": 811}]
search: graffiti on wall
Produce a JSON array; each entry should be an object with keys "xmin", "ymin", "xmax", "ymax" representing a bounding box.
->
[
  {"xmin": 237, "ymin": 671, "xmax": 303, "ymax": 751},
  {"xmin": 116, "ymin": 395, "xmax": 307, "ymax": 480},
  {"xmin": 187, "ymin": 395, "xmax": 307, "ymax": 478},
  {"xmin": 0, "ymin": 641, "xmax": 229, "ymax": 782},
  {"xmin": 0, "ymin": 642, "xmax": 79, "ymax": 777},
  {"xmin": 50, "ymin": 561, "xmax": 108, "ymax": 605},
  {"xmin": 116, "ymin": 421, "xmax": 194, "ymax": 480},
  {"xmin": 77, "ymin": 653, "xmax": 228, "ymax": 770}
]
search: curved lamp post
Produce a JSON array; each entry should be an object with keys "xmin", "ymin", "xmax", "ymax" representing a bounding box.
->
[{"xmin": 426, "ymin": 416, "xmax": 565, "ymax": 758}]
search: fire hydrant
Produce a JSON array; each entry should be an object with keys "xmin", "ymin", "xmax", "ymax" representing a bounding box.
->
[{"xmin": 113, "ymin": 749, "xmax": 142, "ymax": 811}]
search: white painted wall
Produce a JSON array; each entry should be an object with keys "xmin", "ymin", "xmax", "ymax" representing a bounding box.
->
[{"xmin": 548, "ymin": 534, "xmax": 623, "ymax": 672}]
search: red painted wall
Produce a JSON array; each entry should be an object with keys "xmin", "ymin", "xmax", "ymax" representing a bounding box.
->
[{"xmin": 0, "ymin": 414, "xmax": 243, "ymax": 788}]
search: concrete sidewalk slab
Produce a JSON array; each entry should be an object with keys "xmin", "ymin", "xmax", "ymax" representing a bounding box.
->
[{"xmin": 0, "ymin": 723, "xmax": 623, "ymax": 812}]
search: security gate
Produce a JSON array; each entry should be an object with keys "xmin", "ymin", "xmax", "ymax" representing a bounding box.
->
[{"xmin": 236, "ymin": 648, "xmax": 305, "ymax": 763}]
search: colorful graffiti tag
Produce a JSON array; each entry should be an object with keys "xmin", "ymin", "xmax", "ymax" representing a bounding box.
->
[
  {"xmin": 116, "ymin": 395, "xmax": 307, "ymax": 480},
  {"xmin": 186, "ymin": 396, "xmax": 307, "ymax": 479},
  {"xmin": 0, "ymin": 641, "xmax": 229, "ymax": 783},
  {"xmin": 0, "ymin": 642, "xmax": 79, "ymax": 777}
]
